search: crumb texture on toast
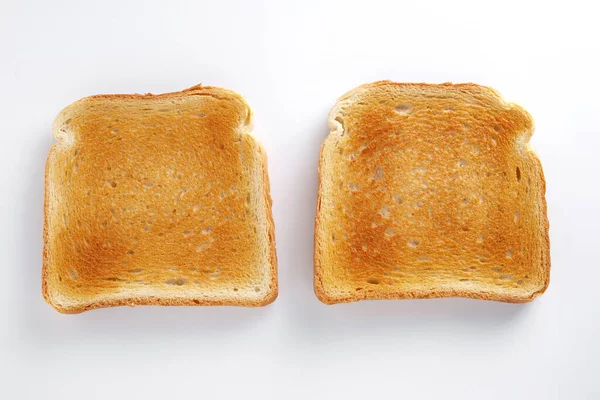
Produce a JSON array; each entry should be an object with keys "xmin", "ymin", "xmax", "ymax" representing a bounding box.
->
[
  {"xmin": 315, "ymin": 81, "xmax": 549, "ymax": 304},
  {"xmin": 44, "ymin": 85, "xmax": 277, "ymax": 313}
]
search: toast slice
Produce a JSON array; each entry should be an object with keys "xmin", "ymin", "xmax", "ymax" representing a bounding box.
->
[
  {"xmin": 315, "ymin": 81, "xmax": 549, "ymax": 304},
  {"xmin": 43, "ymin": 85, "xmax": 277, "ymax": 313}
]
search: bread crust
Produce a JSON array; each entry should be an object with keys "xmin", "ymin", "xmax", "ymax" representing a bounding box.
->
[
  {"xmin": 43, "ymin": 85, "xmax": 277, "ymax": 313},
  {"xmin": 314, "ymin": 81, "xmax": 550, "ymax": 304}
]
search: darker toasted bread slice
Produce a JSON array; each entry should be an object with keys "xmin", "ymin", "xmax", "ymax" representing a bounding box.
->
[{"xmin": 315, "ymin": 81, "xmax": 549, "ymax": 304}]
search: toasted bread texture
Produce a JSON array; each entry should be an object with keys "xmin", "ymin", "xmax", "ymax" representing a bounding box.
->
[
  {"xmin": 44, "ymin": 85, "xmax": 277, "ymax": 313},
  {"xmin": 315, "ymin": 81, "xmax": 549, "ymax": 304}
]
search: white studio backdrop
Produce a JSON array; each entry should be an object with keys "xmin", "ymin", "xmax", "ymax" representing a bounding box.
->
[{"xmin": 1, "ymin": 0, "xmax": 599, "ymax": 399}]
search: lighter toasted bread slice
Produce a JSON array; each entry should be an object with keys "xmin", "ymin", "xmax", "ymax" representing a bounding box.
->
[
  {"xmin": 44, "ymin": 85, "xmax": 277, "ymax": 313},
  {"xmin": 315, "ymin": 81, "xmax": 549, "ymax": 304}
]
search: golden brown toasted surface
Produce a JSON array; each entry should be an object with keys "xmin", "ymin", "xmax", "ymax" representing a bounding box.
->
[
  {"xmin": 44, "ymin": 85, "xmax": 277, "ymax": 313},
  {"xmin": 315, "ymin": 81, "xmax": 549, "ymax": 304}
]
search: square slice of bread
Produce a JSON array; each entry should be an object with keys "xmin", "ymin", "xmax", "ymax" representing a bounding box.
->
[
  {"xmin": 43, "ymin": 85, "xmax": 277, "ymax": 313},
  {"xmin": 315, "ymin": 81, "xmax": 549, "ymax": 304}
]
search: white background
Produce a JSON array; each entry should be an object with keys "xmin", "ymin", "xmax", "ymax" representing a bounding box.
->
[{"xmin": 1, "ymin": 0, "xmax": 599, "ymax": 398}]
